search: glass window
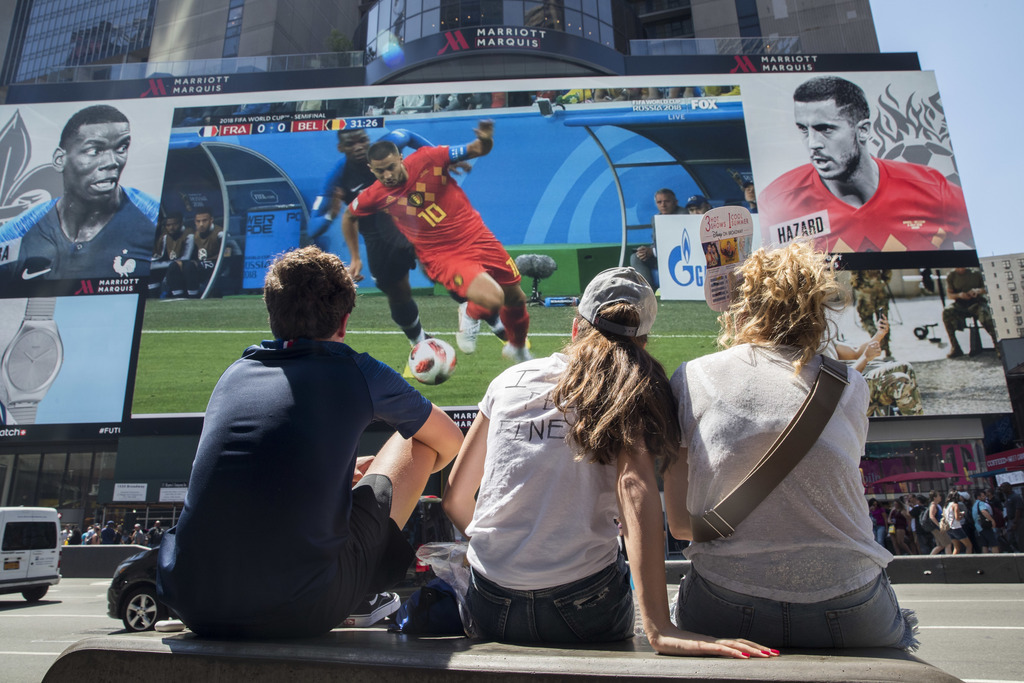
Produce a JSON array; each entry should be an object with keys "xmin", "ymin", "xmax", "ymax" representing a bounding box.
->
[
  {"xmin": 38, "ymin": 453, "xmax": 66, "ymax": 509},
  {"xmin": 11, "ymin": 454, "xmax": 41, "ymax": 508},
  {"xmin": 1, "ymin": 522, "xmax": 57, "ymax": 551},
  {"xmin": 422, "ymin": 7, "xmax": 440, "ymax": 32},
  {"xmin": 368, "ymin": 3, "xmax": 381, "ymax": 35},
  {"xmin": 1010, "ymin": 281, "xmax": 1017, "ymax": 292},
  {"xmin": 223, "ymin": 34, "xmax": 240, "ymax": 58},
  {"xmin": 564, "ymin": 8, "xmax": 582, "ymax": 33},
  {"xmin": 583, "ymin": 12, "xmax": 598, "ymax": 39},
  {"xmin": 62, "ymin": 452, "xmax": 94, "ymax": 508},
  {"xmin": 501, "ymin": 0, "xmax": 524, "ymax": 23},
  {"xmin": 95, "ymin": 451, "xmax": 116, "ymax": 487},
  {"xmin": 404, "ymin": 12, "xmax": 421, "ymax": 41},
  {"xmin": 481, "ymin": 0, "xmax": 503, "ymax": 24}
]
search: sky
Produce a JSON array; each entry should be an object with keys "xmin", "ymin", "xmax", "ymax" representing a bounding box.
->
[{"xmin": 868, "ymin": 0, "xmax": 1023, "ymax": 258}]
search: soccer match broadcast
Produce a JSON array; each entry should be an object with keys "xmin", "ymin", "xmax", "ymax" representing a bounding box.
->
[{"xmin": 0, "ymin": 71, "xmax": 1009, "ymax": 441}]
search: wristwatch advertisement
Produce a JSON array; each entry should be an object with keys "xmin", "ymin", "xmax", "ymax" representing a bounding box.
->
[{"xmin": 1, "ymin": 297, "xmax": 63, "ymax": 424}]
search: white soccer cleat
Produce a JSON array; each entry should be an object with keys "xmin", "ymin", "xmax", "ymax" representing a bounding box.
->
[
  {"xmin": 456, "ymin": 302, "xmax": 480, "ymax": 353},
  {"xmin": 502, "ymin": 343, "xmax": 533, "ymax": 363}
]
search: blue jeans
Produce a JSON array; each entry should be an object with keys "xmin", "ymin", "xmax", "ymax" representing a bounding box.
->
[
  {"xmin": 675, "ymin": 568, "xmax": 918, "ymax": 651},
  {"xmin": 467, "ymin": 554, "xmax": 634, "ymax": 644},
  {"xmin": 872, "ymin": 523, "xmax": 887, "ymax": 546}
]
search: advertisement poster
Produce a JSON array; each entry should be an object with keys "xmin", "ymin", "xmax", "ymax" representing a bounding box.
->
[{"xmin": 0, "ymin": 71, "xmax": 1012, "ymax": 445}]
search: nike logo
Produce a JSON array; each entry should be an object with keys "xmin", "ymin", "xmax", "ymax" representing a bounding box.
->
[{"xmin": 22, "ymin": 267, "xmax": 51, "ymax": 279}]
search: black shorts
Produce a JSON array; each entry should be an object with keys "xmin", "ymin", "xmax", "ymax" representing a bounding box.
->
[
  {"xmin": 190, "ymin": 474, "xmax": 414, "ymax": 639},
  {"xmin": 364, "ymin": 223, "xmax": 417, "ymax": 290}
]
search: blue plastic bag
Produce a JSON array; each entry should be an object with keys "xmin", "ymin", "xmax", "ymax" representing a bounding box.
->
[{"xmin": 390, "ymin": 578, "xmax": 464, "ymax": 636}]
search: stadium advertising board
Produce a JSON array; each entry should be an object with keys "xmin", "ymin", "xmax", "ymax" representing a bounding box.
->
[{"xmin": 0, "ymin": 69, "xmax": 1010, "ymax": 444}]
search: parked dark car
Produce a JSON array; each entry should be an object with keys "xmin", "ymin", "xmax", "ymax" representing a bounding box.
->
[{"xmin": 107, "ymin": 548, "xmax": 171, "ymax": 632}]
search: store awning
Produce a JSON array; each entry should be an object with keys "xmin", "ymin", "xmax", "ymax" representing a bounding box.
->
[{"xmin": 866, "ymin": 471, "xmax": 960, "ymax": 487}]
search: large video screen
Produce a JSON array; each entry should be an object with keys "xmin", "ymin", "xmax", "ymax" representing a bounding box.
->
[{"xmin": 0, "ymin": 71, "xmax": 1010, "ymax": 444}]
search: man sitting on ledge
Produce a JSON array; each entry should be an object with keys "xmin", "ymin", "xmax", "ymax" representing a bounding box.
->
[{"xmin": 157, "ymin": 246, "xmax": 463, "ymax": 638}]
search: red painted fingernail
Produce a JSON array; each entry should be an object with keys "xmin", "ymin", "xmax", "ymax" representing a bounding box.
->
[
  {"xmin": 741, "ymin": 653, "xmax": 750, "ymax": 658},
  {"xmin": 771, "ymin": 649, "xmax": 780, "ymax": 655},
  {"xmin": 761, "ymin": 650, "xmax": 771, "ymax": 655}
]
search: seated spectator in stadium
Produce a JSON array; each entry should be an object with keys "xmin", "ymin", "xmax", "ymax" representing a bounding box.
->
[
  {"xmin": 443, "ymin": 268, "xmax": 774, "ymax": 659},
  {"xmin": 631, "ymin": 188, "xmax": 683, "ymax": 290},
  {"xmin": 684, "ymin": 194, "xmax": 712, "ymax": 215},
  {"xmin": 664, "ymin": 241, "xmax": 918, "ymax": 651},
  {"xmin": 165, "ymin": 209, "xmax": 231, "ymax": 299},
  {"xmin": 149, "ymin": 212, "xmax": 192, "ymax": 298},
  {"xmin": 742, "ymin": 181, "xmax": 757, "ymax": 213},
  {"xmin": 157, "ymin": 246, "xmax": 463, "ymax": 638}
]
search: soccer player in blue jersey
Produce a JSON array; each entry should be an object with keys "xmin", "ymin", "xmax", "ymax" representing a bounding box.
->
[{"xmin": 0, "ymin": 104, "xmax": 159, "ymax": 282}]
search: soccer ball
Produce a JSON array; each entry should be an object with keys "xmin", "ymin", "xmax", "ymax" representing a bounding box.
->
[{"xmin": 409, "ymin": 338, "xmax": 457, "ymax": 385}]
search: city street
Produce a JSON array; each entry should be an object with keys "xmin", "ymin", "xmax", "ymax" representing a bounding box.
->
[{"xmin": 1, "ymin": 579, "xmax": 1022, "ymax": 682}]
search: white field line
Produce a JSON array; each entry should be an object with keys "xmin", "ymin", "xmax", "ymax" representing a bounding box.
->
[{"xmin": 142, "ymin": 329, "xmax": 712, "ymax": 338}]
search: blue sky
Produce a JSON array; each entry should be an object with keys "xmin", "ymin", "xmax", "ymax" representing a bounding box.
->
[{"xmin": 869, "ymin": 0, "xmax": 1023, "ymax": 258}]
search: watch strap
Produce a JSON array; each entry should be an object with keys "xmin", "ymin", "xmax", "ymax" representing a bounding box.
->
[
  {"xmin": 9, "ymin": 403, "xmax": 38, "ymax": 424},
  {"xmin": 25, "ymin": 297, "xmax": 56, "ymax": 319}
]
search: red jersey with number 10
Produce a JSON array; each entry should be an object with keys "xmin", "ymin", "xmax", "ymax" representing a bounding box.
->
[{"xmin": 349, "ymin": 146, "xmax": 491, "ymax": 261}]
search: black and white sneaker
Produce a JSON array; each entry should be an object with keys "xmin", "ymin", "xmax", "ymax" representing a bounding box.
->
[{"xmin": 342, "ymin": 592, "xmax": 401, "ymax": 627}]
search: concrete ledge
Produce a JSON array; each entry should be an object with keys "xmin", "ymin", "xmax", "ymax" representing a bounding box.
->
[
  {"xmin": 665, "ymin": 554, "xmax": 1024, "ymax": 587},
  {"xmin": 43, "ymin": 630, "xmax": 960, "ymax": 683},
  {"xmin": 60, "ymin": 545, "xmax": 150, "ymax": 579}
]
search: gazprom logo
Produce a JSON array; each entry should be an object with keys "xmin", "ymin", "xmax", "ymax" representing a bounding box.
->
[{"xmin": 668, "ymin": 228, "xmax": 704, "ymax": 288}]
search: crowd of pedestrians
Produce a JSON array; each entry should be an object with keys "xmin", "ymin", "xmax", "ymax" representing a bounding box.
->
[
  {"xmin": 59, "ymin": 519, "xmax": 166, "ymax": 547},
  {"xmin": 868, "ymin": 482, "xmax": 1022, "ymax": 556}
]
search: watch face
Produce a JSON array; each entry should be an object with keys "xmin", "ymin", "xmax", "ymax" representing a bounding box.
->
[{"xmin": 7, "ymin": 329, "xmax": 61, "ymax": 391}]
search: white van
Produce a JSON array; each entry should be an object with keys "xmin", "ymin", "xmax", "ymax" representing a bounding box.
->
[{"xmin": 0, "ymin": 507, "xmax": 61, "ymax": 601}]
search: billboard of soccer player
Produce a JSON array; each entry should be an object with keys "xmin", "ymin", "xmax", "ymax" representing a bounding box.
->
[
  {"xmin": 741, "ymin": 71, "xmax": 975, "ymax": 270},
  {"xmin": 0, "ymin": 99, "xmax": 170, "ymax": 440},
  {"xmin": 0, "ymin": 69, "xmax": 1009, "ymax": 446},
  {"xmin": 125, "ymin": 74, "xmax": 1009, "ymax": 422}
]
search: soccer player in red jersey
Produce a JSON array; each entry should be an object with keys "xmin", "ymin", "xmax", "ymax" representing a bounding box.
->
[
  {"xmin": 759, "ymin": 76, "xmax": 974, "ymax": 254},
  {"xmin": 343, "ymin": 120, "xmax": 531, "ymax": 362}
]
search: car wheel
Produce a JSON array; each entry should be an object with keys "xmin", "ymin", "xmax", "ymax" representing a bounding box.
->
[
  {"xmin": 122, "ymin": 585, "xmax": 167, "ymax": 632},
  {"xmin": 21, "ymin": 586, "xmax": 48, "ymax": 602}
]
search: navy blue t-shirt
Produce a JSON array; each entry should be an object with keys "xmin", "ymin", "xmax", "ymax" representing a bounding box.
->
[
  {"xmin": 0, "ymin": 187, "xmax": 158, "ymax": 281},
  {"xmin": 156, "ymin": 338, "xmax": 431, "ymax": 628}
]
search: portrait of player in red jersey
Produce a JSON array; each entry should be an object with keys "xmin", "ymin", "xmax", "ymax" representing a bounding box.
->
[
  {"xmin": 343, "ymin": 120, "xmax": 531, "ymax": 362},
  {"xmin": 759, "ymin": 76, "xmax": 974, "ymax": 255}
]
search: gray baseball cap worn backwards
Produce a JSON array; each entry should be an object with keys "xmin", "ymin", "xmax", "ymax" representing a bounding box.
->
[{"xmin": 578, "ymin": 267, "xmax": 657, "ymax": 337}]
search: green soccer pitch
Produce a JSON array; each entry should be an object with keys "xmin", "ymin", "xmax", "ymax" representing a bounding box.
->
[{"xmin": 132, "ymin": 292, "xmax": 721, "ymax": 415}]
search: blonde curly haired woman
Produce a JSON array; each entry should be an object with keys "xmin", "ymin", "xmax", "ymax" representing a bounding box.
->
[{"xmin": 663, "ymin": 241, "xmax": 918, "ymax": 651}]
